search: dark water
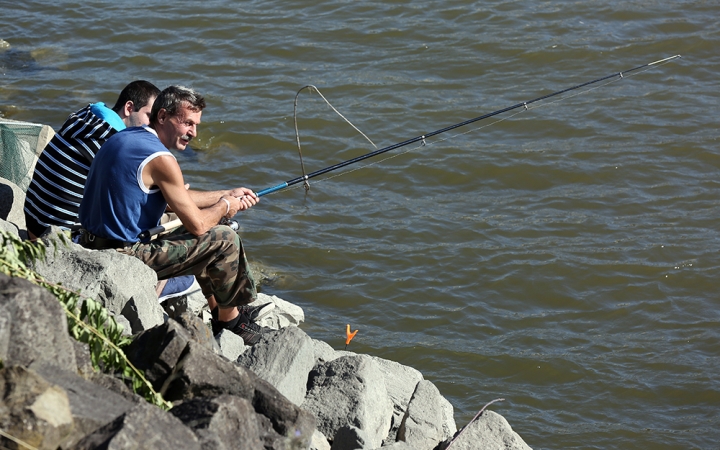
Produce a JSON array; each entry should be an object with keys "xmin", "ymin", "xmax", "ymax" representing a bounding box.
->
[{"xmin": 2, "ymin": 1, "xmax": 719, "ymax": 448}]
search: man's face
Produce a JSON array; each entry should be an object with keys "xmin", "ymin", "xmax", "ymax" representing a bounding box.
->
[
  {"xmin": 126, "ymin": 96, "xmax": 156, "ymax": 127},
  {"xmin": 156, "ymin": 104, "xmax": 202, "ymax": 151}
]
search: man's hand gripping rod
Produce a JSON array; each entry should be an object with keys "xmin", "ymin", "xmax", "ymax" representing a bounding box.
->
[{"xmin": 137, "ymin": 203, "xmax": 242, "ymax": 240}]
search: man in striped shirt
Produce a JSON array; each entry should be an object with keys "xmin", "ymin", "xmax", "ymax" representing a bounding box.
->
[{"xmin": 23, "ymin": 80, "xmax": 160, "ymax": 239}]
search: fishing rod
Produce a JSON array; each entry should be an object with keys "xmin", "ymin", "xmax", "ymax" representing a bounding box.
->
[
  {"xmin": 256, "ymin": 55, "xmax": 680, "ymax": 197},
  {"xmin": 139, "ymin": 55, "xmax": 680, "ymax": 239}
]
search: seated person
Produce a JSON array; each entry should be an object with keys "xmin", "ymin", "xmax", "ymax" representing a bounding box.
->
[
  {"xmin": 24, "ymin": 80, "xmax": 193, "ymax": 300},
  {"xmin": 78, "ymin": 85, "xmax": 271, "ymax": 344},
  {"xmin": 23, "ymin": 80, "xmax": 160, "ymax": 239}
]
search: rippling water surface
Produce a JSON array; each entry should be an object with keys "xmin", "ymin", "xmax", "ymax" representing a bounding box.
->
[{"xmin": 2, "ymin": 1, "xmax": 719, "ymax": 448}]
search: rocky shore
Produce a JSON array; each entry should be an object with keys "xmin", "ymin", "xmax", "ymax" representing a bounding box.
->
[{"xmin": 0, "ymin": 174, "xmax": 532, "ymax": 450}]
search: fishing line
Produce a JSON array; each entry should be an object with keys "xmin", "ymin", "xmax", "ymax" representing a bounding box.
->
[
  {"xmin": 293, "ymin": 85, "xmax": 378, "ymax": 192},
  {"xmin": 272, "ymin": 55, "xmax": 681, "ymax": 195},
  {"xmin": 257, "ymin": 55, "xmax": 681, "ymax": 198}
]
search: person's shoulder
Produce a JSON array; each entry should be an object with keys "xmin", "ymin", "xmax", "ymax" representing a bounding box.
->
[
  {"xmin": 90, "ymin": 102, "xmax": 126, "ymax": 131},
  {"xmin": 117, "ymin": 125, "xmax": 159, "ymax": 141},
  {"xmin": 145, "ymin": 149, "xmax": 180, "ymax": 177}
]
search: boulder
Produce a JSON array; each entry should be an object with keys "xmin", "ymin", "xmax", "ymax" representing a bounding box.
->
[
  {"xmin": 124, "ymin": 317, "xmax": 213, "ymax": 391},
  {"xmin": 312, "ymin": 338, "xmax": 340, "ymax": 364},
  {"xmin": 311, "ymin": 338, "xmax": 356, "ymax": 364},
  {"xmin": 331, "ymin": 425, "xmax": 372, "ymax": 450},
  {"xmin": 72, "ymin": 401, "xmax": 201, "ymax": 450},
  {"xmin": 0, "ymin": 217, "xmax": 20, "ymax": 237},
  {"xmin": 120, "ymin": 315, "xmax": 316, "ymax": 448},
  {"xmin": 0, "ymin": 178, "xmax": 26, "ymax": 237},
  {"xmin": 236, "ymin": 326, "xmax": 315, "ymax": 405},
  {"xmin": 371, "ymin": 356, "xmax": 425, "ymax": 443},
  {"xmin": 173, "ymin": 311, "xmax": 218, "ymax": 351},
  {"xmin": 256, "ymin": 292, "xmax": 305, "ymax": 329},
  {"xmin": 302, "ymin": 355, "xmax": 393, "ymax": 449},
  {"xmin": 171, "ymin": 395, "xmax": 263, "ymax": 450},
  {"xmin": 70, "ymin": 338, "xmax": 95, "ymax": 378},
  {"xmin": 310, "ymin": 429, "xmax": 332, "ymax": 450},
  {"xmin": 125, "ymin": 318, "xmax": 251, "ymax": 401},
  {"xmin": 161, "ymin": 341, "xmax": 255, "ymax": 402},
  {"xmin": 160, "ymin": 278, "xmax": 206, "ymax": 319},
  {"xmin": 30, "ymin": 362, "xmax": 136, "ymax": 447},
  {"xmin": 31, "ymin": 227, "xmax": 163, "ymax": 333},
  {"xmin": 87, "ymin": 371, "xmax": 145, "ymax": 405},
  {"xmin": 0, "ymin": 273, "xmax": 76, "ymax": 372},
  {"xmin": 0, "ymin": 365, "xmax": 74, "ymax": 450},
  {"xmin": 445, "ymin": 410, "xmax": 532, "ymax": 450},
  {"xmin": 216, "ymin": 328, "xmax": 247, "ymax": 361},
  {"xmin": 397, "ymin": 380, "xmax": 454, "ymax": 450},
  {"xmin": 249, "ymin": 371, "xmax": 316, "ymax": 449}
]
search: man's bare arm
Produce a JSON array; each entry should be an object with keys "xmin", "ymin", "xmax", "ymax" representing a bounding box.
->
[
  {"xmin": 188, "ymin": 187, "xmax": 259, "ymax": 210},
  {"xmin": 144, "ymin": 156, "xmax": 242, "ymax": 236}
]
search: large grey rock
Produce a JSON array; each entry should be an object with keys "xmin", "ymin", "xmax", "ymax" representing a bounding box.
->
[
  {"xmin": 371, "ymin": 356, "xmax": 424, "ymax": 443},
  {"xmin": 70, "ymin": 338, "xmax": 95, "ymax": 378},
  {"xmin": 310, "ymin": 429, "xmax": 331, "ymax": 450},
  {"xmin": 0, "ymin": 178, "xmax": 26, "ymax": 236},
  {"xmin": 125, "ymin": 318, "xmax": 213, "ymax": 391},
  {"xmin": 73, "ymin": 401, "xmax": 201, "ymax": 450},
  {"xmin": 173, "ymin": 311, "xmax": 219, "ymax": 351},
  {"xmin": 129, "ymin": 317, "xmax": 315, "ymax": 447},
  {"xmin": 31, "ymin": 228, "xmax": 163, "ymax": 333},
  {"xmin": 171, "ymin": 395, "xmax": 263, "ymax": 450},
  {"xmin": 0, "ymin": 365, "xmax": 74, "ymax": 450},
  {"xmin": 302, "ymin": 355, "xmax": 393, "ymax": 449},
  {"xmin": 397, "ymin": 380, "xmax": 454, "ymax": 450},
  {"xmin": 331, "ymin": 425, "xmax": 372, "ymax": 450},
  {"xmin": 0, "ymin": 217, "xmax": 20, "ymax": 237},
  {"xmin": 160, "ymin": 279, "xmax": 205, "ymax": 320},
  {"xmin": 31, "ymin": 362, "xmax": 136, "ymax": 447},
  {"xmin": 445, "ymin": 410, "xmax": 532, "ymax": 450},
  {"xmin": 438, "ymin": 392, "xmax": 457, "ymax": 442},
  {"xmin": 311, "ymin": 339, "xmax": 356, "ymax": 365},
  {"xmin": 256, "ymin": 292, "xmax": 305, "ymax": 329},
  {"xmin": 87, "ymin": 371, "xmax": 145, "ymax": 405},
  {"xmin": 0, "ymin": 273, "xmax": 76, "ymax": 371},
  {"xmin": 312, "ymin": 338, "xmax": 340, "ymax": 364},
  {"xmin": 161, "ymin": 341, "xmax": 256, "ymax": 402},
  {"xmin": 216, "ymin": 329, "xmax": 248, "ymax": 361},
  {"xmin": 236, "ymin": 326, "xmax": 315, "ymax": 405},
  {"xmin": 249, "ymin": 371, "xmax": 316, "ymax": 449}
]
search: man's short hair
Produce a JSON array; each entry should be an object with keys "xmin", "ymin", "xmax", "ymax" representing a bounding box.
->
[
  {"xmin": 111, "ymin": 80, "xmax": 161, "ymax": 113},
  {"xmin": 149, "ymin": 85, "xmax": 206, "ymax": 125}
]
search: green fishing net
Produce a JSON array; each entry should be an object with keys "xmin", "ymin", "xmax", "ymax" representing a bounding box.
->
[{"xmin": 0, "ymin": 121, "xmax": 42, "ymax": 192}]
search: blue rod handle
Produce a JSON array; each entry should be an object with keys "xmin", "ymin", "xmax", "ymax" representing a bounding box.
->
[{"xmin": 256, "ymin": 182, "xmax": 289, "ymax": 197}]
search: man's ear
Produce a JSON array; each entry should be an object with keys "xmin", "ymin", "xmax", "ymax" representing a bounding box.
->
[
  {"xmin": 121, "ymin": 100, "xmax": 135, "ymax": 119},
  {"xmin": 156, "ymin": 108, "xmax": 168, "ymax": 124}
]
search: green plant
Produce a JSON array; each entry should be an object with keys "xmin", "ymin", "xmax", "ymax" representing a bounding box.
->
[{"xmin": 0, "ymin": 231, "xmax": 171, "ymax": 409}]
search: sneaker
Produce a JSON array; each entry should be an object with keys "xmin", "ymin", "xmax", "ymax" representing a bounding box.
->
[
  {"xmin": 158, "ymin": 275, "xmax": 196, "ymax": 302},
  {"xmin": 239, "ymin": 302, "xmax": 275, "ymax": 322},
  {"xmin": 213, "ymin": 312, "xmax": 270, "ymax": 345},
  {"xmin": 210, "ymin": 302, "xmax": 274, "ymax": 328}
]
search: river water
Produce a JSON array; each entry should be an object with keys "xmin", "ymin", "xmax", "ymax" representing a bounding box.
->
[{"xmin": 2, "ymin": 1, "xmax": 718, "ymax": 448}]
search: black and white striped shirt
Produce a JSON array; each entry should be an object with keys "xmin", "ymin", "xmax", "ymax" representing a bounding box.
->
[{"xmin": 23, "ymin": 105, "xmax": 117, "ymax": 235}]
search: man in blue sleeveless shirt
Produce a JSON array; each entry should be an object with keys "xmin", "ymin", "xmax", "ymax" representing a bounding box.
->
[{"xmin": 79, "ymin": 86, "xmax": 269, "ymax": 345}]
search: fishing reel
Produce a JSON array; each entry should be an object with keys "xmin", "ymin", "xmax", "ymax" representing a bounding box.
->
[{"xmin": 220, "ymin": 217, "xmax": 240, "ymax": 231}]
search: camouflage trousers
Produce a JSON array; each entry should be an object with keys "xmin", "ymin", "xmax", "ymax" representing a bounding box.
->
[{"xmin": 119, "ymin": 225, "xmax": 256, "ymax": 308}]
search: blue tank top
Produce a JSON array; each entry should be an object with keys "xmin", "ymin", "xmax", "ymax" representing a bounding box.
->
[{"xmin": 79, "ymin": 126, "xmax": 173, "ymax": 242}]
